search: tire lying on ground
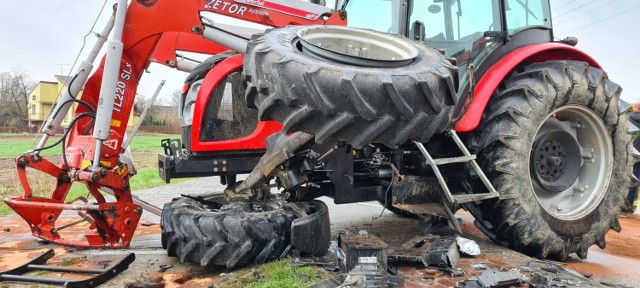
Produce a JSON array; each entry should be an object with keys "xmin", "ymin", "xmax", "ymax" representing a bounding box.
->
[
  {"xmin": 467, "ymin": 61, "xmax": 635, "ymax": 260},
  {"xmin": 243, "ymin": 25, "xmax": 458, "ymax": 148},
  {"xmin": 161, "ymin": 195, "xmax": 319, "ymax": 269}
]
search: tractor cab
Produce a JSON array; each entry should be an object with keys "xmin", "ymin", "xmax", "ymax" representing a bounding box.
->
[{"xmin": 338, "ymin": 0, "xmax": 553, "ymax": 88}]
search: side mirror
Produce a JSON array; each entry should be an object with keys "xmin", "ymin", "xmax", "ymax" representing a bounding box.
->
[{"xmin": 412, "ymin": 21, "xmax": 426, "ymax": 41}]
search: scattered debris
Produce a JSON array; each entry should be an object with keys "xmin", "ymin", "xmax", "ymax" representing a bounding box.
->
[
  {"xmin": 312, "ymin": 231, "xmax": 405, "ymax": 288},
  {"xmin": 0, "ymin": 249, "xmax": 135, "ymax": 287},
  {"xmin": 158, "ymin": 264, "xmax": 172, "ymax": 273},
  {"xmin": 390, "ymin": 235, "xmax": 460, "ymax": 268},
  {"xmin": 291, "ymin": 260, "xmax": 339, "ymax": 272},
  {"xmin": 310, "ymin": 263, "xmax": 404, "ymax": 288},
  {"xmin": 307, "ymin": 274, "xmax": 347, "ymax": 288},
  {"xmin": 529, "ymin": 272, "xmax": 550, "ymax": 288},
  {"xmin": 456, "ymin": 237, "xmax": 481, "ymax": 256},
  {"xmin": 472, "ymin": 264, "xmax": 487, "ymax": 270},
  {"xmin": 442, "ymin": 267, "xmax": 465, "ymax": 277},
  {"xmin": 140, "ymin": 222, "xmax": 159, "ymax": 227},
  {"xmin": 541, "ymin": 266, "xmax": 559, "ymax": 274},
  {"xmin": 476, "ymin": 270, "xmax": 524, "ymax": 287},
  {"xmin": 455, "ymin": 280, "xmax": 483, "ymax": 288},
  {"xmin": 125, "ymin": 277, "xmax": 164, "ymax": 288},
  {"xmin": 337, "ymin": 231, "xmax": 388, "ymax": 273},
  {"xmin": 2, "ymin": 227, "xmax": 9, "ymax": 232}
]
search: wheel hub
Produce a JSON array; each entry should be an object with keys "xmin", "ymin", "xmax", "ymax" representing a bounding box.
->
[
  {"xmin": 296, "ymin": 26, "xmax": 419, "ymax": 67},
  {"xmin": 529, "ymin": 105, "xmax": 613, "ymax": 220},
  {"xmin": 531, "ymin": 130, "xmax": 581, "ymax": 192}
]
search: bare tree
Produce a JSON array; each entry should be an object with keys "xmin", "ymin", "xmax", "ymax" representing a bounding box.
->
[
  {"xmin": 133, "ymin": 92, "xmax": 150, "ymax": 115},
  {"xmin": 0, "ymin": 68, "xmax": 36, "ymax": 125},
  {"xmin": 166, "ymin": 89, "xmax": 181, "ymax": 107}
]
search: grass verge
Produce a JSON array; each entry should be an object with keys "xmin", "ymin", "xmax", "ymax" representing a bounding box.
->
[{"xmin": 217, "ymin": 258, "xmax": 332, "ymax": 288}]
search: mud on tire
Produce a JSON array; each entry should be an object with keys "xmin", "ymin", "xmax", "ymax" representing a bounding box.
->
[
  {"xmin": 161, "ymin": 195, "xmax": 315, "ymax": 269},
  {"xmin": 243, "ymin": 26, "xmax": 458, "ymax": 148},
  {"xmin": 467, "ymin": 61, "xmax": 635, "ymax": 260}
]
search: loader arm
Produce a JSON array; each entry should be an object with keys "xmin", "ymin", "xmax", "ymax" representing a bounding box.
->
[{"xmin": 5, "ymin": 0, "xmax": 346, "ymax": 248}]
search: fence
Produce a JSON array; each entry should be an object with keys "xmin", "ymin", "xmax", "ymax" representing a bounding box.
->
[
  {"xmin": 136, "ymin": 125, "xmax": 181, "ymax": 134},
  {"xmin": 0, "ymin": 125, "xmax": 31, "ymax": 133}
]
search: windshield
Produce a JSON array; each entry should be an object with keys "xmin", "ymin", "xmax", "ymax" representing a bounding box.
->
[
  {"xmin": 339, "ymin": 0, "xmax": 404, "ymax": 34},
  {"xmin": 338, "ymin": 0, "xmax": 552, "ymax": 89}
]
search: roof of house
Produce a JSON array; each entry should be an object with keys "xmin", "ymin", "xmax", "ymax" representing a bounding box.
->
[{"xmin": 54, "ymin": 75, "xmax": 74, "ymax": 86}]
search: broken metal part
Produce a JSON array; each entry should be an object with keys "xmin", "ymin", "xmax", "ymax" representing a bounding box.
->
[
  {"xmin": 0, "ymin": 249, "xmax": 135, "ymax": 287},
  {"xmin": 427, "ymin": 235, "xmax": 460, "ymax": 268},
  {"xmin": 443, "ymin": 201, "xmax": 462, "ymax": 234},
  {"xmin": 442, "ymin": 267, "xmax": 466, "ymax": 277},
  {"xmin": 291, "ymin": 200, "xmax": 331, "ymax": 256},
  {"xmin": 529, "ymin": 272, "xmax": 550, "ymax": 288},
  {"xmin": 418, "ymin": 215, "xmax": 449, "ymax": 235},
  {"xmin": 456, "ymin": 237, "xmax": 481, "ymax": 256},
  {"xmin": 226, "ymin": 132, "xmax": 315, "ymax": 200},
  {"xmin": 290, "ymin": 260, "xmax": 339, "ymax": 272},
  {"xmin": 101, "ymin": 186, "xmax": 162, "ymax": 216},
  {"xmin": 308, "ymin": 263, "xmax": 404, "ymax": 288},
  {"xmin": 389, "ymin": 235, "xmax": 460, "ymax": 268},
  {"xmin": 158, "ymin": 264, "xmax": 172, "ymax": 273},
  {"xmin": 338, "ymin": 231, "xmax": 388, "ymax": 273},
  {"xmin": 455, "ymin": 280, "xmax": 483, "ymax": 288},
  {"xmin": 475, "ymin": 270, "xmax": 524, "ymax": 287}
]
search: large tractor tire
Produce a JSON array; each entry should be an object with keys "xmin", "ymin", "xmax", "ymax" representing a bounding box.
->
[
  {"xmin": 161, "ymin": 195, "xmax": 320, "ymax": 269},
  {"xmin": 243, "ymin": 25, "xmax": 458, "ymax": 148},
  {"xmin": 467, "ymin": 61, "xmax": 634, "ymax": 260}
]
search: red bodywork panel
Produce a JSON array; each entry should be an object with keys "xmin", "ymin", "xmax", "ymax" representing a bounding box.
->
[
  {"xmin": 455, "ymin": 43, "xmax": 601, "ymax": 132},
  {"xmin": 7, "ymin": 0, "xmax": 346, "ymax": 248},
  {"xmin": 190, "ymin": 54, "xmax": 283, "ymax": 152}
]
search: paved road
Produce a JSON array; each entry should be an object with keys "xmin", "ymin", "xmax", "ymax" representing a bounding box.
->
[{"xmin": 1, "ymin": 177, "xmax": 638, "ymax": 287}]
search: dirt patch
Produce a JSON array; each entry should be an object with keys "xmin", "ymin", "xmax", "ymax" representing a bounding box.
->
[
  {"xmin": 597, "ymin": 214, "xmax": 640, "ymax": 258},
  {"xmin": 562, "ymin": 213, "xmax": 640, "ymax": 286}
]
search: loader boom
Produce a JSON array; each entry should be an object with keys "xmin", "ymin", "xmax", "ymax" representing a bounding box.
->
[{"xmin": 5, "ymin": 0, "xmax": 346, "ymax": 248}]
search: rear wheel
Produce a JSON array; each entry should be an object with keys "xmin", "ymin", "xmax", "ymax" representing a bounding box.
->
[{"xmin": 468, "ymin": 61, "xmax": 634, "ymax": 260}]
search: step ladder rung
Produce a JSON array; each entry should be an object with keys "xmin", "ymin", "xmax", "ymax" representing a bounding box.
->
[
  {"xmin": 432, "ymin": 155, "xmax": 476, "ymax": 165},
  {"xmin": 453, "ymin": 192, "xmax": 500, "ymax": 204}
]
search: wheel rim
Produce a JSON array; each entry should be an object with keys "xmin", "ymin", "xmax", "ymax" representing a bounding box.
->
[
  {"xmin": 296, "ymin": 26, "xmax": 419, "ymax": 68},
  {"xmin": 529, "ymin": 105, "xmax": 613, "ymax": 221}
]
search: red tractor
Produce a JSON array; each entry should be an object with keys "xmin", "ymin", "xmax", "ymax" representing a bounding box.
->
[{"xmin": 6, "ymin": 0, "xmax": 635, "ymax": 269}]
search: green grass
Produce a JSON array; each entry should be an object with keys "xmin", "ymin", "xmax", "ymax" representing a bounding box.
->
[
  {"xmin": 0, "ymin": 204, "xmax": 11, "ymax": 215},
  {"xmin": 127, "ymin": 134, "xmax": 179, "ymax": 152},
  {"xmin": 0, "ymin": 135, "xmax": 52, "ymax": 158},
  {"xmin": 217, "ymin": 259, "xmax": 332, "ymax": 288},
  {"xmin": 0, "ymin": 133, "xmax": 179, "ymax": 158},
  {"xmin": 59, "ymin": 257, "xmax": 86, "ymax": 266}
]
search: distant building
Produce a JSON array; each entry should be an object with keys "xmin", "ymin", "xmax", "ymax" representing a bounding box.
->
[{"xmin": 28, "ymin": 75, "xmax": 139, "ymax": 132}]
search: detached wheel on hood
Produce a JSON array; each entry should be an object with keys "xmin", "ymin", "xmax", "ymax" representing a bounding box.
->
[
  {"xmin": 467, "ymin": 61, "xmax": 634, "ymax": 260},
  {"xmin": 243, "ymin": 25, "xmax": 458, "ymax": 148}
]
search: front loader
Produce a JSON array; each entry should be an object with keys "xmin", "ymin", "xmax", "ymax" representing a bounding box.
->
[{"xmin": 7, "ymin": 0, "xmax": 636, "ymax": 270}]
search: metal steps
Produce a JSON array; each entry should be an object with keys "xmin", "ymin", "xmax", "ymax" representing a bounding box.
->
[{"xmin": 414, "ymin": 130, "xmax": 498, "ymax": 205}]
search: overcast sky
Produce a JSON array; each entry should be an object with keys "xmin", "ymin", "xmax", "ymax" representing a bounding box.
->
[{"xmin": 0, "ymin": 0, "xmax": 639, "ymax": 105}]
